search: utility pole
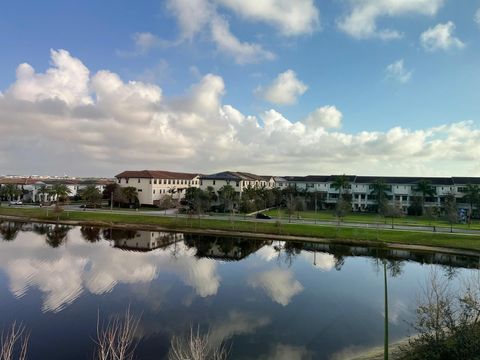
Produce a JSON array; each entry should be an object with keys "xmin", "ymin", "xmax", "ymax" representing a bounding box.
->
[{"xmin": 384, "ymin": 260, "xmax": 389, "ymax": 360}]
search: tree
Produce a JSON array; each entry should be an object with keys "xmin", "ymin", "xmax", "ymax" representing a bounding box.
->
[
  {"xmin": 461, "ymin": 184, "xmax": 479, "ymax": 221},
  {"xmin": 332, "ymin": 174, "xmax": 350, "ymax": 199},
  {"xmin": 383, "ymin": 202, "xmax": 403, "ymax": 229},
  {"xmin": 51, "ymin": 184, "xmax": 72, "ymax": 204},
  {"xmin": 218, "ymin": 185, "xmax": 236, "ymax": 213},
  {"xmin": 444, "ymin": 192, "xmax": 458, "ymax": 233},
  {"xmin": 183, "ymin": 187, "xmax": 204, "ymax": 214},
  {"xmin": 335, "ymin": 198, "xmax": 351, "ymax": 224},
  {"xmin": 370, "ymin": 179, "xmax": 389, "ymax": 213},
  {"xmin": 122, "ymin": 187, "xmax": 138, "ymax": 207},
  {"xmin": 1, "ymin": 184, "xmax": 22, "ymax": 201},
  {"xmin": 37, "ymin": 185, "xmax": 51, "ymax": 203},
  {"xmin": 81, "ymin": 185, "xmax": 102, "ymax": 208},
  {"xmin": 414, "ymin": 180, "xmax": 435, "ymax": 214},
  {"xmin": 103, "ymin": 183, "xmax": 120, "ymax": 206}
]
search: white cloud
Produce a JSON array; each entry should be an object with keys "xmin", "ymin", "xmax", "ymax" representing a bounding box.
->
[
  {"xmin": 385, "ymin": 59, "xmax": 412, "ymax": 84},
  {"xmin": 2, "ymin": 50, "xmax": 480, "ymax": 177},
  {"xmin": 164, "ymin": 0, "xmax": 275, "ymax": 64},
  {"xmin": 119, "ymin": 32, "xmax": 173, "ymax": 56},
  {"xmin": 210, "ymin": 17, "xmax": 275, "ymax": 64},
  {"xmin": 475, "ymin": 8, "xmax": 480, "ymax": 26},
  {"xmin": 303, "ymin": 105, "xmax": 342, "ymax": 129},
  {"xmin": 338, "ymin": 0, "xmax": 444, "ymax": 40},
  {"xmin": 215, "ymin": 0, "xmax": 319, "ymax": 36},
  {"xmin": 257, "ymin": 70, "xmax": 308, "ymax": 105},
  {"xmin": 420, "ymin": 21, "xmax": 465, "ymax": 51},
  {"xmin": 8, "ymin": 49, "xmax": 92, "ymax": 106},
  {"xmin": 248, "ymin": 269, "xmax": 303, "ymax": 306}
]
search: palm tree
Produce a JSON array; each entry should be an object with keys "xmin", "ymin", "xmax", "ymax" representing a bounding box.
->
[
  {"xmin": 0, "ymin": 222, "xmax": 22, "ymax": 241},
  {"xmin": 370, "ymin": 179, "xmax": 389, "ymax": 213},
  {"xmin": 80, "ymin": 226, "xmax": 102, "ymax": 242},
  {"xmin": 460, "ymin": 184, "xmax": 479, "ymax": 223},
  {"xmin": 414, "ymin": 180, "xmax": 435, "ymax": 214},
  {"xmin": 37, "ymin": 184, "xmax": 51, "ymax": 203},
  {"xmin": 81, "ymin": 185, "xmax": 102, "ymax": 208},
  {"xmin": 331, "ymin": 174, "xmax": 350, "ymax": 199},
  {"xmin": 2, "ymin": 184, "xmax": 21, "ymax": 201},
  {"xmin": 52, "ymin": 184, "xmax": 72, "ymax": 204}
]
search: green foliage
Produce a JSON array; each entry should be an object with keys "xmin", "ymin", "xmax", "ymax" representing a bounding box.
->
[{"xmin": 80, "ymin": 185, "xmax": 103, "ymax": 207}]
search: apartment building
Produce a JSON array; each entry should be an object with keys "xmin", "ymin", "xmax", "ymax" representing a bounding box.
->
[
  {"xmin": 199, "ymin": 171, "xmax": 275, "ymax": 196},
  {"xmin": 284, "ymin": 175, "xmax": 480, "ymax": 211},
  {"xmin": 115, "ymin": 170, "xmax": 200, "ymax": 206}
]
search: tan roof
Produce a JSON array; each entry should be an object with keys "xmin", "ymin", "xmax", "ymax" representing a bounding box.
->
[
  {"xmin": 0, "ymin": 178, "xmax": 40, "ymax": 185},
  {"xmin": 115, "ymin": 170, "xmax": 200, "ymax": 180}
]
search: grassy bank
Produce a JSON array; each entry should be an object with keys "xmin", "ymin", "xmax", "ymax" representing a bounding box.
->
[
  {"xmin": 264, "ymin": 209, "xmax": 480, "ymax": 230},
  {"xmin": 1, "ymin": 207, "xmax": 480, "ymax": 252}
]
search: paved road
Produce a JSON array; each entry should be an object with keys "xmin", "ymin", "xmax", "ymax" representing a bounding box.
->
[{"xmin": 6, "ymin": 204, "xmax": 480, "ymax": 236}]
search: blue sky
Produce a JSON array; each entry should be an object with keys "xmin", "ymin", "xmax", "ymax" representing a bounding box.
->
[{"xmin": 1, "ymin": 0, "xmax": 480, "ymax": 176}]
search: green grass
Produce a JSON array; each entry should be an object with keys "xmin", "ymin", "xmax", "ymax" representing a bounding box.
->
[
  {"xmin": 1, "ymin": 207, "xmax": 480, "ymax": 252},
  {"xmin": 264, "ymin": 209, "xmax": 480, "ymax": 230}
]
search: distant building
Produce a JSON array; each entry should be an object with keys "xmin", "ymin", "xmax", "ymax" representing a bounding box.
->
[
  {"xmin": 115, "ymin": 170, "xmax": 201, "ymax": 206},
  {"xmin": 199, "ymin": 171, "xmax": 275, "ymax": 197}
]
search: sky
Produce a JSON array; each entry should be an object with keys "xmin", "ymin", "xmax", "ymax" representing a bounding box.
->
[{"xmin": 1, "ymin": 0, "xmax": 480, "ymax": 177}]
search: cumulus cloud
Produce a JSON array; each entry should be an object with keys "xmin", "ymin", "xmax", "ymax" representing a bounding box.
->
[
  {"xmin": 338, "ymin": 0, "xmax": 444, "ymax": 40},
  {"xmin": 476, "ymin": 9, "xmax": 480, "ymax": 26},
  {"xmin": 385, "ymin": 59, "xmax": 412, "ymax": 84},
  {"xmin": 256, "ymin": 70, "xmax": 308, "ymax": 105},
  {"xmin": 210, "ymin": 17, "xmax": 275, "ymax": 64},
  {"xmin": 2, "ymin": 50, "xmax": 480, "ymax": 177},
  {"xmin": 164, "ymin": 0, "xmax": 275, "ymax": 64},
  {"xmin": 420, "ymin": 22, "xmax": 465, "ymax": 51},
  {"xmin": 215, "ymin": 0, "xmax": 319, "ymax": 36},
  {"xmin": 248, "ymin": 269, "xmax": 303, "ymax": 306},
  {"xmin": 303, "ymin": 105, "xmax": 342, "ymax": 129}
]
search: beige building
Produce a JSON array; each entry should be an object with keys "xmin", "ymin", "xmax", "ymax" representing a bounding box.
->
[
  {"xmin": 115, "ymin": 170, "xmax": 200, "ymax": 206},
  {"xmin": 199, "ymin": 171, "xmax": 275, "ymax": 196}
]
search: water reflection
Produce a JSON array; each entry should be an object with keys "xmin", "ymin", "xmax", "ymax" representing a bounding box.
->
[
  {"xmin": 0, "ymin": 221, "xmax": 23, "ymax": 241},
  {"xmin": 0, "ymin": 222, "xmax": 479, "ymax": 359}
]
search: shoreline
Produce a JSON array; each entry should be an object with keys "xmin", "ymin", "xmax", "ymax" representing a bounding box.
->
[{"xmin": 2, "ymin": 213, "xmax": 480, "ymax": 258}]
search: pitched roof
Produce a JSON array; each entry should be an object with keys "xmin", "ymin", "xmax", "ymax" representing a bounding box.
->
[
  {"xmin": 115, "ymin": 170, "xmax": 199, "ymax": 180},
  {"xmin": 354, "ymin": 176, "xmax": 454, "ymax": 185},
  {"xmin": 0, "ymin": 177, "xmax": 40, "ymax": 185},
  {"xmin": 200, "ymin": 171, "xmax": 264, "ymax": 181},
  {"xmin": 452, "ymin": 177, "xmax": 480, "ymax": 185}
]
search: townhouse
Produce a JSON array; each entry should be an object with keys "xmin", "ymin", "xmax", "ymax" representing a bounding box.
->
[
  {"xmin": 115, "ymin": 170, "xmax": 201, "ymax": 206},
  {"xmin": 198, "ymin": 171, "xmax": 276, "ymax": 196}
]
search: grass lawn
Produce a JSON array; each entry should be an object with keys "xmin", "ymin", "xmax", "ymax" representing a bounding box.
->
[
  {"xmin": 264, "ymin": 209, "xmax": 480, "ymax": 230},
  {"xmin": 1, "ymin": 206, "xmax": 480, "ymax": 252}
]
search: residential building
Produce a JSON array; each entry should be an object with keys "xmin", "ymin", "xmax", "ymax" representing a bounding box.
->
[
  {"xmin": 199, "ymin": 171, "xmax": 275, "ymax": 196},
  {"xmin": 115, "ymin": 170, "xmax": 200, "ymax": 206}
]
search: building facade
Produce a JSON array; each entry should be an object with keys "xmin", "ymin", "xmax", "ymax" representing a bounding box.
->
[{"xmin": 115, "ymin": 170, "xmax": 200, "ymax": 206}]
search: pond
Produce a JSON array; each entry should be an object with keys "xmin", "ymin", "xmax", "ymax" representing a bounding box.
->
[{"xmin": 0, "ymin": 221, "xmax": 479, "ymax": 359}]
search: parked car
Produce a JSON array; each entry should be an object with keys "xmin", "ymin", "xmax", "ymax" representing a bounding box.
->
[
  {"xmin": 9, "ymin": 200, "xmax": 23, "ymax": 206},
  {"xmin": 256, "ymin": 212, "xmax": 272, "ymax": 219}
]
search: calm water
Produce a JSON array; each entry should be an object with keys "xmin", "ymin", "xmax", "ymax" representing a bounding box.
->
[{"xmin": 0, "ymin": 221, "xmax": 479, "ymax": 360}]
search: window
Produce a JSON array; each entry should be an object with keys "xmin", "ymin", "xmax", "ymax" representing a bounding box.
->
[
  {"xmin": 138, "ymin": 179, "xmax": 140, "ymax": 183},
  {"xmin": 126, "ymin": 179, "xmax": 129, "ymax": 184},
  {"xmin": 168, "ymin": 179, "xmax": 171, "ymax": 184},
  {"xmin": 137, "ymin": 189, "xmax": 142, "ymax": 192},
  {"xmin": 153, "ymin": 190, "xmax": 155, "ymax": 194},
  {"xmin": 236, "ymin": 181, "xmax": 240, "ymax": 187},
  {"xmin": 149, "ymin": 179, "xmax": 152, "ymax": 184},
  {"xmin": 213, "ymin": 180, "xmax": 216, "ymax": 185},
  {"xmin": 154, "ymin": 179, "xmax": 157, "ymax": 184}
]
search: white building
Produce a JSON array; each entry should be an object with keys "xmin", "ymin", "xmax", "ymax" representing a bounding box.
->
[
  {"xmin": 115, "ymin": 170, "xmax": 200, "ymax": 206},
  {"xmin": 199, "ymin": 171, "xmax": 275, "ymax": 196}
]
